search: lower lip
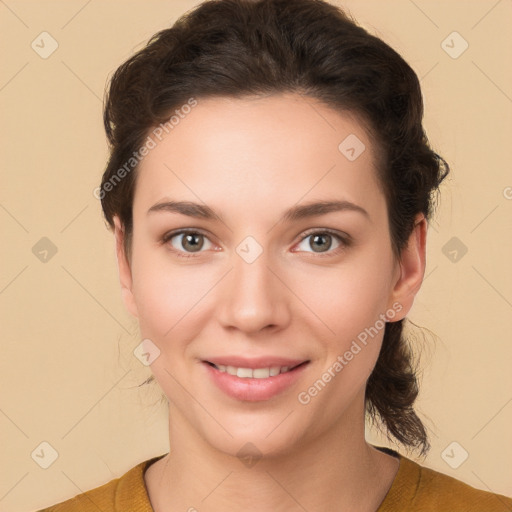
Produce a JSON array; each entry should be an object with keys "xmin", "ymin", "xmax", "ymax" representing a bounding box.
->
[{"xmin": 203, "ymin": 362, "xmax": 309, "ymax": 402}]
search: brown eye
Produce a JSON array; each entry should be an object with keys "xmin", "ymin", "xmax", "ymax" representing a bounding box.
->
[
  {"xmin": 163, "ymin": 230, "xmax": 214, "ymax": 257},
  {"xmin": 294, "ymin": 230, "xmax": 350, "ymax": 256},
  {"xmin": 309, "ymin": 233, "xmax": 334, "ymax": 252},
  {"xmin": 179, "ymin": 233, "xmax": 204, "ymax": 252}
]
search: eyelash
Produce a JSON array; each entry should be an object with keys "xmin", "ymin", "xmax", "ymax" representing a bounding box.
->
[{"xmin": 160, "ymin": 228, "xmax": 351, "ymax": 259}]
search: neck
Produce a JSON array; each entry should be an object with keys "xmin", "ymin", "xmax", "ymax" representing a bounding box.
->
[{"xmin": 145, "ymin": 399, "xmax": 399, "ymax": 512}]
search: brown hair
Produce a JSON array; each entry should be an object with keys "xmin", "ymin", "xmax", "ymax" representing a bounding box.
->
[{"xmin": 100, "ymin": 0, "xmax": 449, "ymax": 455}]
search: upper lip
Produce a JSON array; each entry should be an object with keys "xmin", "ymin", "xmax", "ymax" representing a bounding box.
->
[{"xmin": 203, "ymin": 356, "xmax": 309, "ymax": 369}]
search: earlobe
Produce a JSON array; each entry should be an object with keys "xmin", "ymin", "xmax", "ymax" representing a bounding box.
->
[
  {"xmin": 113, "ymin": 216, "xmax": 139, "ymax": 318},
  {"xmin": 387, "ymin": 213, "xmax": 427, "ymax": 322}
]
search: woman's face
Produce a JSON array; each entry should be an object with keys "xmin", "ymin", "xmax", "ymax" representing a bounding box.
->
[{"xmin": 115, "ymin": 93, "xmax": 424, "ymax": 457}]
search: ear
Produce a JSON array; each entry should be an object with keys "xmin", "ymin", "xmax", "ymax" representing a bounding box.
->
[
  {"xmin": 387, "ymin": 213, "xmax": 427, "ymax": 321},
  {"xmin": 113, "ymin": 216, "xmax": 139, "ymax": 318}
]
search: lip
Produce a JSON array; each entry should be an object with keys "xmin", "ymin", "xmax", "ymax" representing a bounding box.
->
[{"xmin": 202, "ymin": 357, "xmax": 310, "ymax": 402}]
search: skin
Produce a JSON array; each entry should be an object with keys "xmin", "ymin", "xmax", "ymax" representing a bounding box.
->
[{"xmin": 113, "ymin": 93, "xmax": 427, "ymax": 512}]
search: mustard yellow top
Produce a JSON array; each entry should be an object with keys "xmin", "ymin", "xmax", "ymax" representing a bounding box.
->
[{"xmin": 37, "ymin": 450, "xmax": 512, "ymax": 511}]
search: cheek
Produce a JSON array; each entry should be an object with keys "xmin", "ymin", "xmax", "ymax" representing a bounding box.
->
[
  {"xmin": 133, "ymin": 268, "xmax": 210, "ymax": 339},
  {"xmin": 293, "ymin": 250, "xmax": 394, "ymax": 342},
  {"xmin": 130, "ymin": 263, "xmax": 216, "ymax": 402},
  {"xmin": 129, "ymin": 242, "xmax": 224, "ymax": 368},
  {"xmin": 291, "ymin": 250, "xmax": 394, "ymax": 396}
]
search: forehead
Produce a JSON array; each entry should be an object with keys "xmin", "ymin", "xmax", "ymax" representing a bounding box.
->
[{"xmin": 133, "ymin": 93, "xmax": 386, "ymax": 222}]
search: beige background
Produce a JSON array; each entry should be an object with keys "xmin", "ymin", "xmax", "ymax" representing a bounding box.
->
[{"xmin": 1, "ymin": 0, "xmax": 511, "ymax": 510}]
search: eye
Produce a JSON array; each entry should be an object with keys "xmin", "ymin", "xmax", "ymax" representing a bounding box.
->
[
  {"xmin": 162, "ymin": 229, "xmax": 215, "ymax": 258},
  {"xmin": 161, "ymin": 228, "xmax": 351, "ymax": 259},
  {"xmin": 294, "ymin": 229, "xmax": 350, "ymax": 256}
]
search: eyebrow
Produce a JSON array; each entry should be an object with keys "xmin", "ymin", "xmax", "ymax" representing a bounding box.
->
[{"xmin": 147, "ymin": 199, "xmax": 370, "ymax": 223}]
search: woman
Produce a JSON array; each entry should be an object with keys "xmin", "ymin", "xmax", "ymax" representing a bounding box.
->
[{"xmin": 38, "ymin": 0, "xmax": 512, "ymax": 510}]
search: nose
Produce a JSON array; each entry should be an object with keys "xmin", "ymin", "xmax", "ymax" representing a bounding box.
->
[{"xmin": 216, "ymin": 247, "xmax": 291, "ymax": 335}]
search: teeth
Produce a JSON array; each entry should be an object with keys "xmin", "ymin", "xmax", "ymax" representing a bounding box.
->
[
  {"xmin": 213, "ymin": 364, "xmax": 296, "ymax": 378},
  {"xmin": 236, "ymin": 367, "xmax": 253, "ymax": 378},
  {"xmin": 269, "ymin": 366, "xmax": 281, "ymax": 376},
  {"xmin": 253, "ymin": 368, "xmax": 270, "ymax": 378}
]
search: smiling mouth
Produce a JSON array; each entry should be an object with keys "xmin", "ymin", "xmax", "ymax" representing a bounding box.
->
[{"xmin": 204, "ymin": 361, "xmax": 308, "ymax": 379}]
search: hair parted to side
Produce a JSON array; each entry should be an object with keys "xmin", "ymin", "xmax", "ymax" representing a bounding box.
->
[{"xmin": 100, "ymin": 0, "xmax": 449, "ymax": 455}]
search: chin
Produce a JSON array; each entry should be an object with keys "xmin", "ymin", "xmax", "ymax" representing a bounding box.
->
[
  {"xmin": 202, "ymin": 423, "xmax": 307, "ymax": 462},
  {"xmin": 189, "ymin": 400, "xmax": 325, "ymax": 462}
]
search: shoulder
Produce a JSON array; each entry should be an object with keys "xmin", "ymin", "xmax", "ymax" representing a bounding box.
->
[
  {"xmin": 379, "ymin": 453, "xmax": 512, "ymax": 512},
  {"xmin": 35, "ymin": 454, "xmax": 166, "ymax": 512},
  {"xmin": 414, "ymin": 461, "xmax": 512, "ymax": 511},
  {"xmin": 35, "ymin": 475, "xmax": 119, "ymax": 512}
]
